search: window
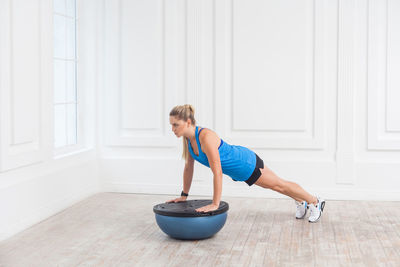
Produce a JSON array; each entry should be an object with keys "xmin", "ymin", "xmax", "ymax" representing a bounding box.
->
[{"xmin": 53, "ymin": 0, "xmax": 78, "ymax": 152}]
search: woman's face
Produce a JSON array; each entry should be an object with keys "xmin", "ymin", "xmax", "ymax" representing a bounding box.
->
[{"xmin": 169, "ymin": 116, "xmax": 190, "ymax": 137}]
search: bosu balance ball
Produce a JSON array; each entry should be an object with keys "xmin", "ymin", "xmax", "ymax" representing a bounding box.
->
[{"xmin": 153, "ymin": 199, "xmax": 229, "ymax": 240}]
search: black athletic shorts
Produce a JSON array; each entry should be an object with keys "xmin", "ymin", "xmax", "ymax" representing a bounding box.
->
[{"xmin": 245, "ymin": 153, "xmax": 264, "ymax": 186}]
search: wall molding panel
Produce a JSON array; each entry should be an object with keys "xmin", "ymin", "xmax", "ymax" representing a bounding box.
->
[
  {"xmin": 335, "ymin": 0, "xmax": 366, "ymax": 184},
  {"xmin": 0, "ymin": 0, "xmax": 52, "ymax": 172},
  {"xmin": 368, "ymin": 0, "xmax": 400, "ymax": 150},
  {"xmin": 103, "ymin": 0, "xmax": 179, "ymax": 147},
  {"xmin": 214, "ymin": 0, "xmax": 337, "ymax": 151},
  {"xmin": 185, "ymin": 0, "xmax": 216, "ymax": 129}
]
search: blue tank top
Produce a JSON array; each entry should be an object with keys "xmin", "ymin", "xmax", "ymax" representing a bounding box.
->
[{"xmin": 187, "ymin": 126, "xmax": 256, "ymax": 181}]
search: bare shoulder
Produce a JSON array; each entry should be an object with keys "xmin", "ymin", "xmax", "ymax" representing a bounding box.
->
[
  {"xmin": 199, "ymin": 127, "xmax": 219, "ymax": 139},
  {"xmin": 199, "ymin": 128, "xmax": 220, "ymax": 148}
]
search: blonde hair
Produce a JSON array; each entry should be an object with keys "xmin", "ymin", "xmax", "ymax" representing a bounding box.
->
[{"xmin": 169, "ymin": 104, "xmax": 196, "ymax": 163}]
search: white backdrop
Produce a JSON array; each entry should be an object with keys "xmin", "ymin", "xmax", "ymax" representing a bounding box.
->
[
  {"xmin": 100, "ymin": 0, "xmax": 400, "ymax": 200},
  {"xmin": 1, "ymin": 0, "xmax": 399, "ymax": 241}
]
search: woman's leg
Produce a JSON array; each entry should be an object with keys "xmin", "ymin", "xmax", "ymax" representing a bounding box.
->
[{"xmin": 254, "ymin": 166, "xmax": 317, "ymax": 204}]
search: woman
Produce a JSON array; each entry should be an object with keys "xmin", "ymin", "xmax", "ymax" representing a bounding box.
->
[{"xmin": 166, "ymin": 104, "xmax": 325, "ymax": 223}]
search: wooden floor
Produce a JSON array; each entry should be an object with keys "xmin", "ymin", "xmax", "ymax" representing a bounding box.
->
[{"xmin": 1, "ymin": 193, "xmax": 399, "ymax": 267}]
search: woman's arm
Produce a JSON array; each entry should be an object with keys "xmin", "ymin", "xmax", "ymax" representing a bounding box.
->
[
  {"xmin": 195, "ymin": 131, "xmax": 223, "ymax": 212},
  {"xmin": 182, "ymin": 153, "xmax": 195, "ymax": 194},
  {"xmin": 166, "ymin": 154, "xmax": 194, "ymax": 203}
]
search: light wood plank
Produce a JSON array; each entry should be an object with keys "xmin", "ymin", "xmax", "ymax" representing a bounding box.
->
[{"xmin": 1, "ymin": 193, "xmax": 400, "ymax": 266}]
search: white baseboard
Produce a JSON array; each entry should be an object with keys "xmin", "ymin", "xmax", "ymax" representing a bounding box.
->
[{"xmin": 103, "ymin": 182, "xmax": 400, "ymax": 201}]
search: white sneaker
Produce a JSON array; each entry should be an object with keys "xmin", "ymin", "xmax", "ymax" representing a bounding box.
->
[
  {"xmin": 308, "ymin": 197, "xmax": 325, "ymax": 223},
  {"xmin": 295, "ymin": 201, "xmax": 308, "ymax": 219}
]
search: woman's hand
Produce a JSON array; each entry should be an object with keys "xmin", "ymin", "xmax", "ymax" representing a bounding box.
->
[
  {"xmin": 195, "ymin": 203, "xmax": 219, "ymax": 213},
  {"xmin": 165, "ymin": 196, "xmax": 187, "ymax": 203}
]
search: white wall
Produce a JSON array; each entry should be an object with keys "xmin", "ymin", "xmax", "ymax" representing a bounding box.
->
[
  {"xmin": 100, "ymin": 0, "xmax": 400, "ymax": 201},
  {"xmin": 1, "ymin": 0, "xmax": 399, "ymax": 242},
  {"xmin": 0, "ymin": 0, "xmax": 100, "ymax": 241}
]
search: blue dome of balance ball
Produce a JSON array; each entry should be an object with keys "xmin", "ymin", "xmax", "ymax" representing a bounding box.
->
[{"xmin": 153, "ymin": 199, "xmax": 229, "ymax": 240}]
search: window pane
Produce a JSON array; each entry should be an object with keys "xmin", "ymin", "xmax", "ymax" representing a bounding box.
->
[
  {"xmin": 66, "ymin": 18, "xmax": 76, "ymax": 59},
  {"xmin": 54, "ymin": 0, "xmax": 77, "ymax": 151},
  {"xmin": 54, "ymin": 0, "xmax": 66, "ymax": 15},
  {"xmin": 66, "ymin": 0, "xmax": 76, "ymax": 17},
  {"xmin": 66, "ymin": 61, "xmax": 76, "ymax": 102},
  {"xmin": 54, "ymin": 60, "xmax": 66, "ymax": 103},
  {"xmin": 54, "ymin": 14, "xmax": 66, "ymax": 58},
  {"xmin": 67, "ymin": 104, "xmax": 77, "ymax": 145},
  {"xmin": 54, "ymin": 105, "xmax": 67, "ymax": 148}
]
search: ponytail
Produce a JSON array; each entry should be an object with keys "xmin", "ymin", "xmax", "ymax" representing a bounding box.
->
[{"xmin": 169, "ymin": 104, "xmax": 196, "ymax": 163}]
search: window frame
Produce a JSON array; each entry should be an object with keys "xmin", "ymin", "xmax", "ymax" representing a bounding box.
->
[{"xmin": 53, "ymin": 0, "xmax": 85, "ymax": 158}]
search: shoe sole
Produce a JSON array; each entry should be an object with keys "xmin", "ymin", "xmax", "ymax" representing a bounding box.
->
[
  {"xmin": 296, "ymin": 213, "xmax": 307, "ymax": 219},
  {"xmin": 308, "ymin": 201, "xmax": 325, "ymax": 223}
]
